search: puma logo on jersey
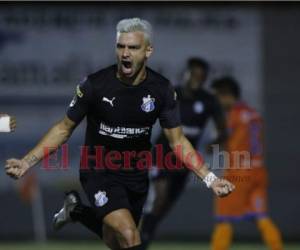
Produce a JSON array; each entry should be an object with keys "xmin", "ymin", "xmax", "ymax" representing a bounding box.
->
[{"xmin": 102, "ymin": 97, "xmax": 115, "ymax": 107}]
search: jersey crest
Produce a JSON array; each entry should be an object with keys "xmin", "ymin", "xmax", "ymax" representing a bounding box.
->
[
  {"xmin": 94, "ymin": 190, "xmax": 108, "ymax": 207},
  {"xmin": 141, "ymin": 95, "xmax": 155, "ymax": 113},
  {"xmin": 193, "ymin": 101, "xmax": 204, "ymax": 114}
]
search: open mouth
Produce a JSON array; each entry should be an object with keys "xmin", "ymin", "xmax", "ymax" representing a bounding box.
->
[
  {"xmin": 121, "ymin": 60, "xmax": 133, "ymax": 75},
  {"xmin": 122, "ymin": 61, "xmax": 132, "ymax": 68}
]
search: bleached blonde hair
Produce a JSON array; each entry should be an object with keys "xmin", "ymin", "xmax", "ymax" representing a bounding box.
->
[{"xmin": 116, "ymin": 17, "xmax": 153, "ymax": 45}]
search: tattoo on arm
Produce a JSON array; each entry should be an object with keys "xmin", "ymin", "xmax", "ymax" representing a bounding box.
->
[{"xmin": 23, "ymin": 155, "xmax": 39, "ymax": 167}]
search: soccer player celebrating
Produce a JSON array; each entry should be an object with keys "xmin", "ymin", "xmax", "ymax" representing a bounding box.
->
[
  {"xmin": 5, "ymin": 18, "xmax": 234, "ymax": 250},
  {"xmin": 0, "ymin": 113, "xmax": 16, "ymax": 132},
  {"xmin": 140, "ymin": 57, "xmax": 227, "ymax": 249},
  {"xmin": 211, "ymin": 77, "xmax": 283, "ymax": 250}
]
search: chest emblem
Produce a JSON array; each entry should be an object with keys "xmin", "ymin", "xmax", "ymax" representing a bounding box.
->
[
  {"xmin": 193, "ymin": 101, "xmax": 204, "ymax": 114},
  {"xmin": 141, "ymin": 95, "xmax": 155, "ymax": 113}
]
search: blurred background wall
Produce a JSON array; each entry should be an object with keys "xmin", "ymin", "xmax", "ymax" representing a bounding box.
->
[
  {"xmin": 262, "ymin": 5, "xmax": 300, "ymax": 240},
  {"xmin": 0, "ymin": 3, "xmax": 299, "ymax": 242}
]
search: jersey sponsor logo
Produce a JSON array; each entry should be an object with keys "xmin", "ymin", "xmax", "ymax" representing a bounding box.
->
[
  {"xmin": 141, "ymin": 95, "xmax": 155, "ymax": 112},
  {"xmin": 76, "ymin": 85, "xmax": 83, "ymax": 98},
  {"xmin": 99, "ymin": 122, "xmax": 150, "ymax": 139},
  {"xmin": 94, "ymin": 190, "xmax": 108, "ymax": 207},
  {"xmin": 193, "ymin": 101, "xmax": 204, "ymax": 114},
  {"xmin": 102, "ymin": 97, "xmax": 115, "ymax": 107}
]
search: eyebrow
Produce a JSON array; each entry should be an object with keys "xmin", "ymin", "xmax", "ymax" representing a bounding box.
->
[{"xmin": 116, "ymin": 43, "xmax": 141, "ymax": 49}]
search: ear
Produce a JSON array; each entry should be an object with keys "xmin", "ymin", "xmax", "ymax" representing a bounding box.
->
[{"xmin": 145, "ymin": 45, "xmax": 153, "ymax": 59}]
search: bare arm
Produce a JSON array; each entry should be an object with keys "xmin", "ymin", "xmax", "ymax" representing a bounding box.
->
[
  {"xmin": 5, "ymin": 115, "xmax": 77, "ymax": 179},
  {"xmin": 164, "ymin": 126, "xmax": 210, "ymax": 178},
  {"xmin": 164, "ymin": 126, "xmax": 234, "ymax": 196}
]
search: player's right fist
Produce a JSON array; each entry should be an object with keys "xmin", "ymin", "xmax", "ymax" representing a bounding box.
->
[
  {"xmin": 0, "ymin": 114, "xmax": 16, "ymax": 132},
  {"xmin": 5, "ymin": 159, "xmax": 30, "ymax": 179},
  {"xmin": 9, "ymin": 116, "xmax": 17, "ymax": 132}
]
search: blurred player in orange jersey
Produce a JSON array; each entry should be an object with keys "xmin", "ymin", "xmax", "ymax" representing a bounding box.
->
[{"xmin": 210, "ymin": 77, "xmax": 283, "ymax": 250}]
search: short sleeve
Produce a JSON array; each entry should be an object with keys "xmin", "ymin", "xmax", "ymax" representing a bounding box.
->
[
  {"xmin": 159, "ymin": 83, "xmax": 181, "ymax": 128},
  {"xmin": 66, "ymin": 77, "xmax": 92, "ymax": 124}
]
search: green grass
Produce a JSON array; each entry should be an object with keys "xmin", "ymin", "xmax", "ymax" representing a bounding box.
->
[{"xmin": 0, "ymin": 242, "xmax": 299, "ymax": 250}]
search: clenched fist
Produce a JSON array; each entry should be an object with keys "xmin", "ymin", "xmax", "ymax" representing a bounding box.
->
[
  {"xmin": 211, "ymin": 178, "xmax": 235, "ymax": 197},
  {"xmin": 0, "ymin": 114, "xmax": 16, "ymax": 132},
  {"xmin": 5, "ymin": 159, "xmax": 30, "ymax": 179}
]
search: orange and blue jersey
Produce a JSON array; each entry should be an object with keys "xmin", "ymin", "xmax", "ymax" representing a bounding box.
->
[
  {"xmin": 226, "ymin": 101, "xmax": 265, "ymax": 170},
  {"xmin": 215, "ymin": 102, "xmax": 268, "ymax": 221}
]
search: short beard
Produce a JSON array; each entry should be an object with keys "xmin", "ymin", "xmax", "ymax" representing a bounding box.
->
[{"xmin": 125, "ymin": 60, "xmax": 146, "ymax": 80}]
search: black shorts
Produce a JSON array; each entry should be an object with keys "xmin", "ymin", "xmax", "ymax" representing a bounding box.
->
[{"xmin": 80, "ymin": 168, "xmax": 149, "ymax": 226}]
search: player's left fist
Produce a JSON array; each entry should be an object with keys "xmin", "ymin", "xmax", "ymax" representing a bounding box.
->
[{"xmin": 211, "ymin": 178, "xmax": 235, "ymax": 197}]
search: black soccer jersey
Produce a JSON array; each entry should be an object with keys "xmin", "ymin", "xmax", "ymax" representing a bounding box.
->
[
  {"xmin": 155, "ymin": 87, "xmax": 223, "ymax": 148},
  {"xmin": 176, "ymin": 87, "xmax": 223, "ymax": 144},
  {"xmin": 67, "ymin": 65, "xmax": 181, "ymax": 154}
]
